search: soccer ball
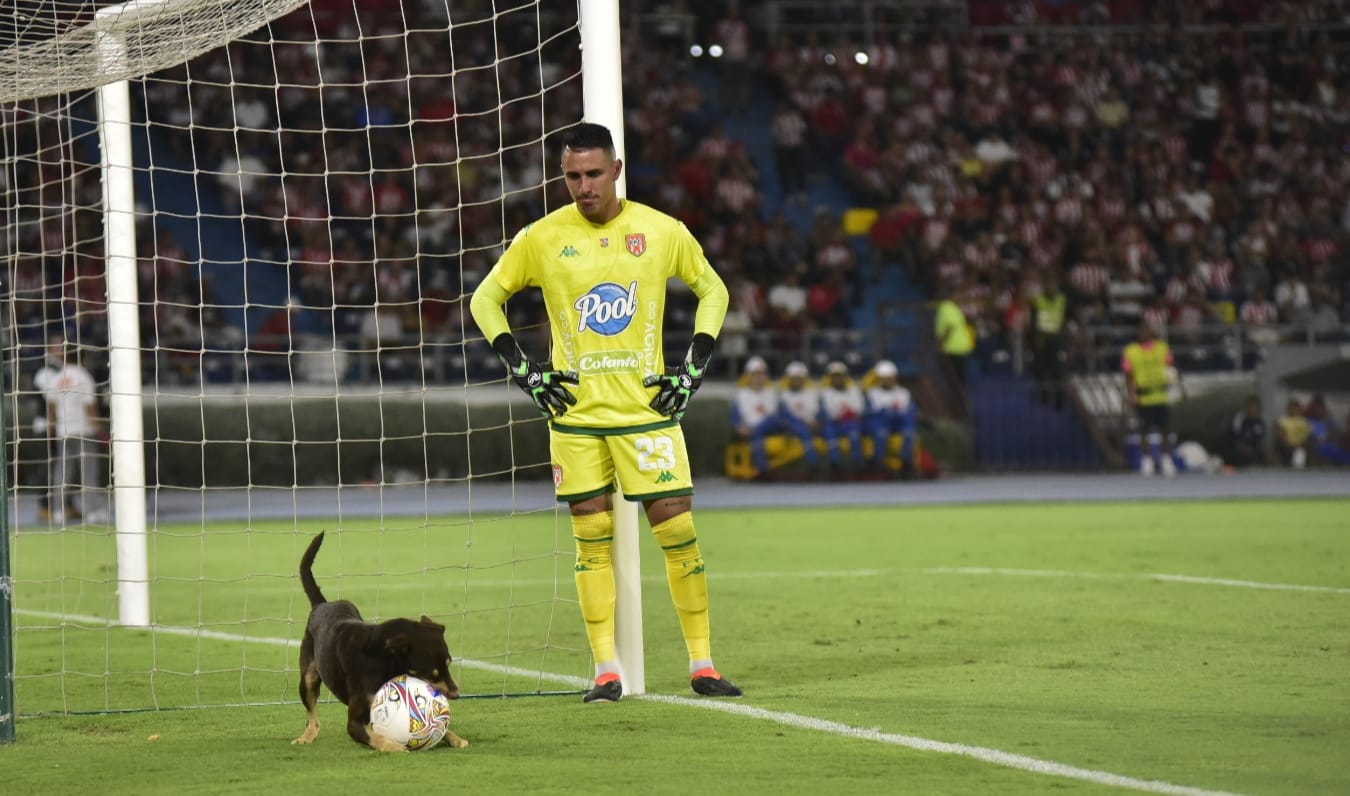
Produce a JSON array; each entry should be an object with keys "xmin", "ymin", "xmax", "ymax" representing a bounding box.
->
[{"xmin": 368, "ymin": 674, "xmax": 453, "ymax": 751}]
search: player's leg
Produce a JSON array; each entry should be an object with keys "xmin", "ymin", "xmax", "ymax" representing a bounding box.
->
[
  {"xmin": 37, "ymin": 434, "xmax": 54, "ymax": 521},
  {"xmin": 783, "ymin": 415, "xmax": 820, "ymax": 467},
  {"xmin": 614, "ymin": 427, "xmax": 741, "ymax": 697},
  {"xmin": 1141, "ymin": 405, "xmax": 1168, "ymax": 476},
  {"xmin": 57, "ymin": 436, "xmax": 80, "ymax": 520},
  {"xmin": 843, "ymin": 419, "xmax": 866, "ymax": 467},
  {"xmin": 863, "ymin": 415, "xmax": 888, "ymax": 469},
  {"xmin": 893, "ymin": 413, "xmax": 915, "ymax": 474},
  {"xmin": 822, "ymin": 420, "xmax": 845, "ymax": 467},
  {"xmin": 1157, "ymin": 405, "xmax": 1179, "ymax": 476},
  {"xmin": 748, "ymin": 417, "xmax": 780, "ymax": 474},
  {"xmin": 551, "ymin": 429, "xmax": 622, "ymax": 702}
]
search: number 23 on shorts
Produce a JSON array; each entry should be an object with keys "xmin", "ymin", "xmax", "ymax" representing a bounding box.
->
[
  {"xmin": 617, "ymin": 429, "xmax": 692, "ymax": 498},
  {"xmin": 634, "ymin": 435, "xmax": 677, "ymax": 471}
]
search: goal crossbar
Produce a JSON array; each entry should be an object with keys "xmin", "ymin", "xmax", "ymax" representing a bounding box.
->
[{"xmin": 0, "ymin": 0, "xmax": 310, "ymax": 104}]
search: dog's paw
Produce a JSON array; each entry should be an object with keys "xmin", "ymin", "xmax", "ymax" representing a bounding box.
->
[
  {"xmin": 292, "ymin": 721, "xmax": 320, "ymax": 745},
  {"xmin": 445, "ymin": 732, "xmax": 469, "ymax": 749},
  {"xmin": 367, "ymin": 729, "xmax": 410, "ymax": 753}
]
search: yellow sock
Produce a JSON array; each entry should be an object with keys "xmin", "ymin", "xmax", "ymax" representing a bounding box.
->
[
  {"xmin": 651, "ymin": 512, "xmax": 711, "ymax": 664},
  {"xmin": 571, "ymin": 511, "xmax": 617, "ymax": 668}
]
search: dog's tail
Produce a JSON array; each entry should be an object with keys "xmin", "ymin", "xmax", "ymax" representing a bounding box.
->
[{"xmin": 299, "ymin": 531, "xmax": 328, "ymax": 607}]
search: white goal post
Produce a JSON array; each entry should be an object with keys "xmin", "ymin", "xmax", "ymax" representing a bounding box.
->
[
  {"xmin": 3, "ymin": 0, "xmax": 652, "ymax": 717},
  {"xmin": 576, "ymin": 0, "xmax": 644, "ymax": 698}
]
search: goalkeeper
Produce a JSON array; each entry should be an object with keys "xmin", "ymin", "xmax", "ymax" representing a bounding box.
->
[{"xmin": 469, "ymin": 122, "xmax": 741, "ymax": 703}]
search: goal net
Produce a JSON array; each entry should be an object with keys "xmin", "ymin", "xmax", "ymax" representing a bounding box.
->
[{"xmin": 3, "ymin": 0, "xmax": 596, "ymax": 717}]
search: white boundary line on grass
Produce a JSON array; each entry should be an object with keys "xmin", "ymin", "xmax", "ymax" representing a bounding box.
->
[
  {"xmin": 923, "ymin": 567, "xmax": 1350, "ymax": 594},
  {"xmin": 235, "ymin": 566, "xmax": 1350, "ymax": 595},
  {"xmin": 14, "ymin": 606, "xmax": 1245, "ymax": 796},
  {"xmin": 642, "ymin": 694, "xmax": 1246, "ymax": 796}
]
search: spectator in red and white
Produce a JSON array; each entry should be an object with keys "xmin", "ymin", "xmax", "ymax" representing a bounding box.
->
[
  {"xmin": 1194, "ymin": 239, "xmax": 1238, "ymax": 301},
  {"xmin": 771, "ymin": 100, "xmax": 810, "ymax": 204},
  {"xmin": 1141, "ymin": 296, "xmax": 1170, "ymax": 337},
  {"xmin": 1273, "ymin": 270, "xmax": 1312, "ymax": 325},
  {"xmin": 1240, "ymin": 288, "xmax": 1280, "ymax": 328},
  {"xmin": 710, "ymin": 3, "xmax": 752, "ymax": 113},
  {"xmin": 1172, "ymin": 288, "xmax": 1221, "ymax": 347},
  {"xmin": 807, "ymin": 270, "xmax": 851, "ymax": 329},
  {"xmin": 1067, "ymin": 252, "xmax": 1110, "ymax": 323},
  {"xmin": 841, "ymin": 123, "xmax": 890, "ymax": 204},
  {"xmin": 813, "ymin": 227, "xmax": 857, "ymax": 282},
  {"xmin": 712, "ymin": 161, "xmax": 760, "ymax": 223}
]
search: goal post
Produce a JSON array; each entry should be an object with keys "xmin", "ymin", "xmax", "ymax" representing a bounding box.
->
[
  {"xmin": 577, "ymin": 0, "xmax": 644, "ymax": 699},
  {"xmin": 95, "ymin": 13, "xmax": 150, "ymax": 629}
]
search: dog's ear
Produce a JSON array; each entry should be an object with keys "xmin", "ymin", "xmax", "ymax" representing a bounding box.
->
[
  {"xmin": 384, "ymin": 633, "xmax": 411, "ymax": 656},
  {"xmin": 420, "ymin": 615, "xmax": 446, "ymax": 632}
]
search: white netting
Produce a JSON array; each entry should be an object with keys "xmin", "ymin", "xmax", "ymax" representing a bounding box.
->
[
  {"xmin": 1, "ymin": 0, "xmax": 312, "ymax": 104},
  {"xmin": 3, "ymin": 0, "xmax": 593, "ymax": 714}
]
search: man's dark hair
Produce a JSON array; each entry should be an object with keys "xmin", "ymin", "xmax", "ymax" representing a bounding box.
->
[{"xmin": 559, "ymin": 122, "xmax": 615, "ymax": 157}]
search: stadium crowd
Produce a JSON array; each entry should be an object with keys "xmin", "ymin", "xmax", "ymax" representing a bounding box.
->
[
  {"xmin": 788, "ymin": 1, "xmax": 1350, "ymax": 370},
  {"xmin": 5, "ymin": 0, "xmax": 1348, "ymax": 385}
]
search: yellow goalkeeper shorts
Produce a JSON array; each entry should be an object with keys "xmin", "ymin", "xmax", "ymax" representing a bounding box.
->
[{"xmin": 549, "ymin": 422, "xmax": 694, "ymax": 504}]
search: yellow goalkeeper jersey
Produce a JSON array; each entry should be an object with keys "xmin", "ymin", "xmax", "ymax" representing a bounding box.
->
[{"xmin": 483, "ymin": 200, "xmax": 712, "ymax": 432}]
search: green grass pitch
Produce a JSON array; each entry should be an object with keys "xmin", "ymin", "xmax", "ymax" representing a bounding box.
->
[{"xmin": 4, "ymin": 499, "xmax": 1348, "ymax": 795}]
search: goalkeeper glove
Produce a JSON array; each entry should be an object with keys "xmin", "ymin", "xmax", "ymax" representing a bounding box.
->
[
  {"xmin": 643, "ymin": 333, "xmax": 715, "ymax": 420},
  {"xmin": 491, "ymin": 333, "xmax": 579, "ymax": 418}
]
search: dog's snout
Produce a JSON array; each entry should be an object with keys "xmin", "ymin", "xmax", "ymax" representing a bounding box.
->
[{"xmin": 435, "ymin": 680, "xmax": 460, "ymax": 700}]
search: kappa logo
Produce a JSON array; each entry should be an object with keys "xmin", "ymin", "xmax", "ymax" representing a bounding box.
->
[
  {"xmin": 625, "ymin": 233, "xmax": 646, "ymax": 257},
  {"xmin": 655, "ymin": 470, "xmax": 677, "ymax": 484},
  {"xmin": 559, "ymin": 245, "xmax": 579, "ymax": 257}
]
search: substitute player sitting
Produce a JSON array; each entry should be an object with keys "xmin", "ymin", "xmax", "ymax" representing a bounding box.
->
[
  {"xmin": 775, "ymin": 360, "xmax": 824, "ymax": 478},
  {"xmin": 730, "ymin": 356, "xmax": 780, "ymax": 476},
  {"xmin": 469, "ymin": 122, "xmax": 741, "ymax": 703},
  {"xmin": 863, "ymin": 359, "xmax": 917, "ymax": 476},
  {"xmin": 819, "ymin": 361, "xmax": 867, "ymax": 474}
]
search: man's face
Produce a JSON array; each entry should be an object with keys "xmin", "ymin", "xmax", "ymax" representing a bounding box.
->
[
  {"xmin": 786, "ymin": 375, "xmax": 805, "ymax": 390},
  {"xmin": 46, "ymin": 338, "xmax": 66, "ymax": 364},
  {"xmin": 561, "ymin": 146, "xmax": 622, "ymax": 223}
]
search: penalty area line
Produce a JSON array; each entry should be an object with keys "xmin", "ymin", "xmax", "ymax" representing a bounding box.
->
[{"xmin": 15, "ymin": 608, "xmax": 1242, "ymax": 796}]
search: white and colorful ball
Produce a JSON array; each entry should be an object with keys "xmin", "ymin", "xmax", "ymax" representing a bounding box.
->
[{"xmin": 369, "ymin": 674, "xmax": 453, "ymax": 751}]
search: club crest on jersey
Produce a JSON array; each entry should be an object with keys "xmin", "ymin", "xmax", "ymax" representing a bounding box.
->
[
  {"xmin": 625, "ymin": 233, "xmax": 646, "ymax": 257},
  {"xmin": 575, "ymin": 281, "xmax": 638, "ymax": 335}
]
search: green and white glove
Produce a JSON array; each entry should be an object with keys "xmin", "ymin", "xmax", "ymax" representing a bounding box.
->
[
  {"xmin": 491, "ymin": 333, "xmax": 579, "ymax": 418},
  {"xmin": 643, "ymin": 333, "xmax": 715, "ymax": 420}
]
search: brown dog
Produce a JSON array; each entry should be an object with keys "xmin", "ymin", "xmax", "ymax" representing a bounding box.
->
[{"xmin": 291, "ymin": 531, "xmax": 468, "ymax": 751}]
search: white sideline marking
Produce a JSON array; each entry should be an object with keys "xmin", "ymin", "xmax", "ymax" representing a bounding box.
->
[
  {"xmin": 924, "ymin": 567, "xmax": 1350, "ymax": 594},
  {"xmin": 14, "ymin": 607, "xmax": 1244, "ymax": 795}
]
